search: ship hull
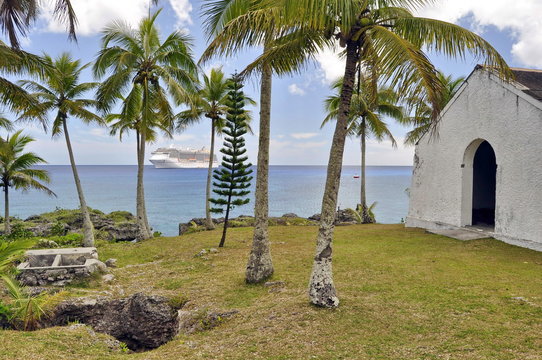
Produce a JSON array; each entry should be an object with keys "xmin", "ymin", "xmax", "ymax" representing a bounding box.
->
[{"xmin": 150, "ymin": 159, "xmax": 219, "ymax": 169}]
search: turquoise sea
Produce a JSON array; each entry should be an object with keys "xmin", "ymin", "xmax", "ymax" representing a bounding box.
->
[{"xmin": 5, "ymin": 165, "xmax": 413, "ymax": 236}]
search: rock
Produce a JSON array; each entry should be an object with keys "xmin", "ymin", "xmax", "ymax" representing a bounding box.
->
[
  {"xmin": 45, "ymin": 293, "xmax": 180, "ymax": 351},
  {"xmin": 195, "ymin": 249, "xmax": 207, "ymax": 257},
  {"xmin": 34, "ymin": 239, "xmax": 59, "ymax": 248},
  {"xmin": 178, "ymin": 309, "xmax": 238, "ymax": 334},
  {"xmin": 105, "ymin": 258, "xmax": 118, "ymax": 268},
  {"xmin": 209, "ymin": 248, "xmax": 218, "ymax": 254},
  {"xmin": 86, "ymin": 259, "xmax": 108, "ymax": 274},
  {"xmin": 308, "ymin": 213, "xmax": 321, "ymax": 221},
  {"xmin": 282, "ymin": 213, "xmax": 299, "ymax": 218},
  {"xmin": 102, "ymin": 274, "xmax": 115, "ymax": 283},
  {"xmin": 102, "ymin": 222, "xmax": 139, "ymax": 242}
]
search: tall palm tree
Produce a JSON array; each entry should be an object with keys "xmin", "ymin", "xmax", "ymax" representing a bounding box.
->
[
  {"xmin": 0, "ymin": 0, "xmax": 77, "ymax": 48},
  {"xmin": 322, "ymin": 72, "xmax": 403, "ymax": 223},
  {"xmin": 201, "ymin": 0, "xmax": 330, "ymax": 284},
  {"xmin": 94, "ymin": 10, "xmax": 198, "ymax": 241},
  {"xmin": 0, "ymin": 131, "xmax": 55, "ymax": 234},
  {"xmin": 18, "ymin": 53, "xmax": 102, "ymax": 247},
  {"xmin": 263, "ymin": 0, "xmax": 510, "ymax": 307},
  {"xmin": 177, "ymin": 68, "xmax": 256, "ymax": 231},
  {"xmin": 404, "ymin": 71, "xmax": 465, "ymax": 145}
]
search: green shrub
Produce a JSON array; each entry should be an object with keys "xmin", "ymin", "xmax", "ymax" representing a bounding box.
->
[
  {"xmin": 0, "ymin": 301, "xmax": 13, "ymax": 329},
  {"xmin": 107, "ymin": 211, "xmax": 133, "ymax": 223},
  {"xmin": 3, "ymin": 223, "xmax": 33, "ymax": 241},
  {"xmin": 50, "ymin": 222, "xmax": 67, "ymax": 236},
  {"xmin": 47, "ymin": 233, "xmax": 84, "ymax": 248}
]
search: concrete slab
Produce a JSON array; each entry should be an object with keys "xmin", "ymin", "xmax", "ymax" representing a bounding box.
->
[{"xmin": 428, "ymin": 228, "xmax": 492, "ymax": 241}]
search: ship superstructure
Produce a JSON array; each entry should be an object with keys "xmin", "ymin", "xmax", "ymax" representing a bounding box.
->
[{"xmin": 149, "ymin": 146, "xmax": 218, "ymax": 168}]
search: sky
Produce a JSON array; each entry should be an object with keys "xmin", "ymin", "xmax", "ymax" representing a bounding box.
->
[{"xmin": 6, "ymin": 0, "xmax": 542, "ymax": 166}]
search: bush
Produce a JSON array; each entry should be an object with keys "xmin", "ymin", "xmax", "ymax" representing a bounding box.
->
[
  {"xmin": 47, "ymin": 233, "xmax": 84, "ymax": 248},
  {"xmin": 0, "ymin": 301, "xmax": 13, "ymax": 329},
  {"xmin": 2, "ymin": 223, "xmax": 33, "ymax": 241},
  {"xmin": 50, "ymin": 222, "xmax": 67, "ymax": 236}
]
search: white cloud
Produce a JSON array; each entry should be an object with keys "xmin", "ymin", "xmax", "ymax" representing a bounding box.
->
[
  {"xmin": 315, "ymin": 47, "xmax": 345, "ymax": 84},
  {"xmin": 290, "ymin": 132, "xmax": 318, "ymax": 140},
  {"xmin": 40, "ymin": 0, "xmax": 193, "ymax": 36},
  {"xmin": 417, "ymin": 0, "xmax": 542, "ymax": 68},
  {"xmin": 169, "ymin": 0, "xmax": 193, "ymax": 28},
  {"xmin": 288, "ymin": 83, "xmax": 306, "ymax": 96}
]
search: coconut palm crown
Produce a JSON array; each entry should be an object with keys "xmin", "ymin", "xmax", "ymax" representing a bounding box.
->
[
  {"xmin": 93, "ymin": 10, "xmax": 199, "ymax": 241},
  {"xmin": 0, "ymin": 130, "xmax": 55, "ymax": 234},
  {"xmin": 18, "ymin": 53, "xmax": 102, "ymax": 247}
]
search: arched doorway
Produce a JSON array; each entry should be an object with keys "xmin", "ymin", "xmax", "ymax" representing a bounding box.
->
[{"xmin": 471, "ymin": 141, "xmax": 497, "ymax": 227}]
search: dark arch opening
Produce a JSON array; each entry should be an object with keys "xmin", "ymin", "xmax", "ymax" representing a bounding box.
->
[{"xmin": 472, "ymin": 141, "xmax": 497, "ymax": 227}]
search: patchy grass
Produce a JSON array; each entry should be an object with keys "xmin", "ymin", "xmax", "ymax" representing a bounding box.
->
[{"xmin": 1, "ymin": 224, "xmax": 542, "ymax": 359}]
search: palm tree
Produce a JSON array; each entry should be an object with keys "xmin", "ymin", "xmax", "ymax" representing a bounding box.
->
[
  {"xmin": 0, "ymin": 131, "xmax": 55, "ymax": 234},
  {"xmin": 0, "ymin": 42, "xmax": 48, "ymax": 116},
  {"xmin": 177, "ymin": 68, "xmax": 256, "ymax": 231},
  {"xmin": 18, "ymin": 53, "xmax": 102, "ymax": 247},
  {"xmin": 94, "ymin": 10, "xmax": 198, "ymax": 241},
  {"xmin": 404, "ymin": 71, "xmax": 466, "ymax": 145},
  {"xmin": 266, "ymin": 0, "xmax": 510, "ymax": 307},
  {"xmin": 322, "ymin": 72, "xmax": 403, "ymax": 223},
  {"xmin": 201, "ymin": 0, "xmax": 330, "ymax": 284},
  {"xmin": 0, "ymin": 0, "xmax": 77, "ymax": 48}
]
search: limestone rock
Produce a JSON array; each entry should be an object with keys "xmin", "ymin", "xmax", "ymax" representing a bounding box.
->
[
  {"xmin": 282, "ymin": 213, "xmax": 299, "ymax": 218},
  {"xmin": 105, "ymin": 258, "xmax": 118, "ymax": 268},
  {"xmin": 45, "ymin": 293, "xmax": 180, "ymax": 351},
  {"xmin": 102, "ymin": 222, "xmax": 139, "ymax": 242},
  {"xmin": 102, "ymin": 274, "xmax": 115, "ymax": 283}
]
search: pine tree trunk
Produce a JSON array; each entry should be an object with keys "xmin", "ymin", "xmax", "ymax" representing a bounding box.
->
[
  {"xmin": 309, "ymin": 42, "xmax": 359, "ymax": 308},
  {"xmin": 63, "ymin": 120, "xmax": 94, "ymax": 247},
  {"xmin": 246, "ymin": 62, "xmax": 274, "ymax": 283},
  {"xmin": 136, "ymin": 130, "xmax": 152, "ymax": 241},
  {"xmin": 219, "ymin": 195, "xmax": 232, "ymax": 248},
  {"xmin": 4, "ymin": 185, "xmax": 9, "ymax": 235},
  {"xmin": 205, "ymin": 120, "xmax": 216, "ymax": 230}
]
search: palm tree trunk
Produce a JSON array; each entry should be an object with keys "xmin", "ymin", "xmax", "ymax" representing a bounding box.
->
[
  {"xmin": 246, "ymin": 62, "xmax": 274, "ymax": 283},
  {"xmin": 308, "ymin": 42, "xmax": 359, "ymax": 308},
  {"xmin": 4, "ymin": 185, "xmax": 9, "ymax": 235},
  {"xmin": 63, "ymin": 120, "xmax": 94, "ymax": 247},
  {"xmin": 360, "ymin": 131, "xmax": 366, "ymax": 209},
  {"xmin": 205, "ymin": 120, "xmax": 216, "ymax": 230},
  {"xmin": 136, "ymin": 130, "xmax": 152, "ymax": 241}
]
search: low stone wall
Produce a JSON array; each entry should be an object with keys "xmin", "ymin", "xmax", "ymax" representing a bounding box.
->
[{"xmin": 17, "ymin": 248, "xmax": 107, "ymax": 286}]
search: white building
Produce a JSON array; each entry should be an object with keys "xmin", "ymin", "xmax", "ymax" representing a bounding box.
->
[{"xmin": 406, "ymin": 66, "xmax": 542, "ymax": 250}]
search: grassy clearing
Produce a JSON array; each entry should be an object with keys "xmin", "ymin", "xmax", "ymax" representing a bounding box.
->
[{"xmin": 1, "ymin": 224, "xmax": 541, "ymax": 359}]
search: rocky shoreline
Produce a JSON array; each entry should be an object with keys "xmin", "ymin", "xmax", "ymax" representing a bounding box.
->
[
  {"xmin": 178, "ymin": 209, "xmax": 362, "ymax": 236},
  {"xmin": 1, "ymin": 208, "xmax": 139, "ymax": 242}
]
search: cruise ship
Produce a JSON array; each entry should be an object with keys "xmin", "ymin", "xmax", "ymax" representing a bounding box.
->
[{"xmin": 149, "ymin": 146, "xmax": 218, "ymax": 169}]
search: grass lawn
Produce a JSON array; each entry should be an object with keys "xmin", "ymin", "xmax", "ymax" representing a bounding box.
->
[{"xmin": 1, "ymin": 224, "xmax": 541, "ymax": 359}]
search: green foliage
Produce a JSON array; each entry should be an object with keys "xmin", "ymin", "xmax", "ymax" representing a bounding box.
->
[
  {"xmin": 209, "ymin": 74, "xmax": 253, "ymax": 215},
  {"xmin": 2, "ymin": 223, "xmax": 33, "ymax": 241},
  {"xmin": 346, "ymin": 202, "xmax": 378, "ymax": 224},
  {"xmin": 168, "ymin": 294, "xmax": 189, "ymax": 310},
  {"xmin": 107, "ymin": 211, "xmax": 133, "ymax": 223},
  {"xmin": 0, "ymin": 300, "xmax": 12, "ymax": 328},
  {"xmin": 49, "ymin": 222, "xmax": 67, "ymax": 237},
  {"xmin": 47, "ymin": 233, "xmax": 84, "ymax": 248},
  {"xmin": 2, "ymin": 275, "xmax": 45, "ymax": 331},
  {"xmin": 153, "ymin": 231, "xmax": 163, "ymax": 238},
  {"xmin": 0, "ymin": 239, "xmax": 34, "ymax": 273},
  {"xmin": 119, "ymin": 342, "xmax": 130, "ymax": 353}
]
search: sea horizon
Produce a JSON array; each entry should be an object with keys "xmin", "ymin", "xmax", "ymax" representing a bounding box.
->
[{"xmin": 3, "ymin": 165, "xmax": 413, "ymax": 236}]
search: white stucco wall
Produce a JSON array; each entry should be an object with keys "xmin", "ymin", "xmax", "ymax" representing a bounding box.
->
[{"xmin": 406, "ymin": 68, "xmax": 542, "ymax": 248}]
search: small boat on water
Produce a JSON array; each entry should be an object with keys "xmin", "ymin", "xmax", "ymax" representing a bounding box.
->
[
  {"xmin": 353, "ymin": 175, "xmax": 360, "ymax": 179},
  {"xmin": 149, "ymin": 145, "xmax": 218, "ymax": 169}
]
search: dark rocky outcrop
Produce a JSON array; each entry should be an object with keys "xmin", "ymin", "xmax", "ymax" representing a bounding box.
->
[
  {"xmin": 44, "ymin": 293, "xmax": 180, "ymax": 351},
  {"xmin": 13, "ymin": 209, "xmax": 139, "ymax": 242}
]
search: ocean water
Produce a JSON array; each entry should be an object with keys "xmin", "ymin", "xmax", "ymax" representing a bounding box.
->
[{"xmin": 4, "ymin": 165, "xmax": 412, "ymax": 236}]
